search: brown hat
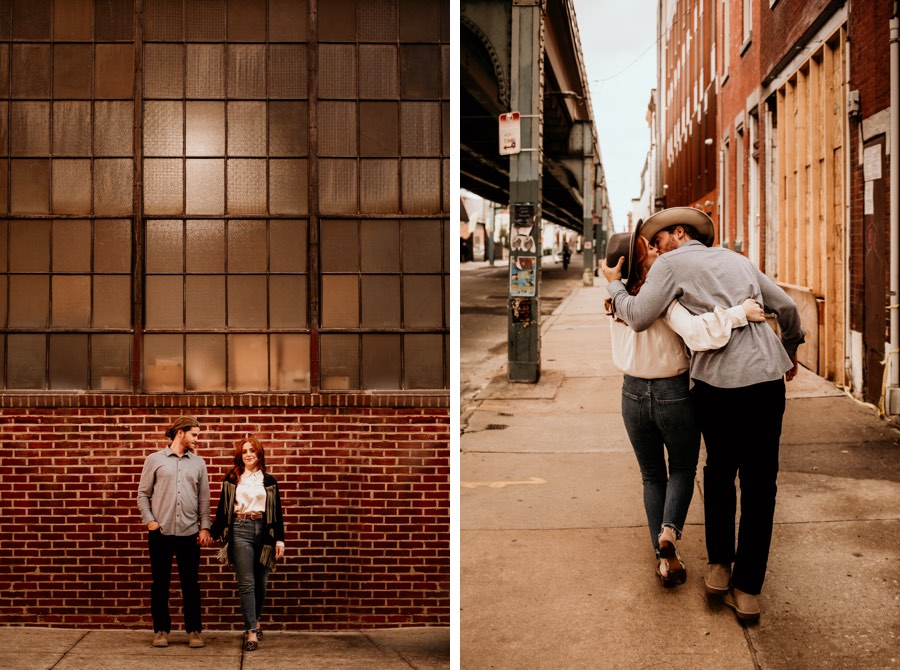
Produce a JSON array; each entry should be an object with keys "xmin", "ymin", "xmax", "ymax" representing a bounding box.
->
[
  {"xmin": 638, "ymin": 207, "xmax": 715, "ymax": 247},
  {"xmin": 605, "ymin": 228, "xmax": 641, "ymax": 285},
  {"xmin": 165, "ymin": 415, "xmax": 200, "ymax": 439}
]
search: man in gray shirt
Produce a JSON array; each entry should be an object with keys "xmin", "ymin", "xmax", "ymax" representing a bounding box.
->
[
  {"xmin": 602, "ymin": 207, "xmax": 804, "ymax": 623},
  {"xmin": 137, "ymin": 415, "xmax": 212, "ymax": 648}
]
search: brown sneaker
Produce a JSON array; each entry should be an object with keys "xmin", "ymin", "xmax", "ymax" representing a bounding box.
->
[
  {"xmin": 152, "ymin": 631, "xmax": 168, "ymax": 647},
  {"xmin": 188, "ymin": 631, "xmax": 205, "ymax": 648},
  {"xmin": 704, "ymin": 563, "xmax": 731, "ymax": 596},
  {"xmin": 724, "ymin": 587, "xmax": 761, "ymax": 622}
]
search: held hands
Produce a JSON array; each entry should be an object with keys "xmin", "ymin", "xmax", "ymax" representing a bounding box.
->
[
  {"xmin": 600, "ymin": 256, "xmax": 624, "ymax": 283},
  {"xmin": 198, "ymin": 529, "xmax": 213, "ymax": 547},
  {"xmin": 276, "ymin": 545, "xmax": 285, "ymax": 560},
  {"xmin": 741, "ymin": 299, "xmax": 766, "ymax": 323}
]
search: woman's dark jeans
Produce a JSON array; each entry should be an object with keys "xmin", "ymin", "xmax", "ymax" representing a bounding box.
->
[
  {"xmin": 231, "ymin": 518, "xmax": 270, "ymax": 632},
  {"xmin": 621, "ymin": 372, "xmax": 701, "ymax": 556}
]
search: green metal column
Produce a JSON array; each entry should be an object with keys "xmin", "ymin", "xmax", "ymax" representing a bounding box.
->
[
  {"xmin": 579, "ymin": 122, "xmax": 595, "ymax": 286},
  {"xmin": 507, "ymin": 0, "xmax": 544, "ymax": 383}
]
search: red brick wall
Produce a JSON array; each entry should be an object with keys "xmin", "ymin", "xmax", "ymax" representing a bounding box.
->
[
  {"xmin": 0, "ymin": 396, "xmax": 450, "ymax": 630},
  {"xmin": 759, "ymin": 0, "xmax": 838, "ymax": 80}
]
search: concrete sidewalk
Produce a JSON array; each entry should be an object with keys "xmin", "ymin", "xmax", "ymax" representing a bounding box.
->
[
  {"xmin": 0, "ymin": 627, "xmax": 450, "ymax": 670},
  {"xmin": 461, "ymin": 282, "xmax": 900, "ymax": 669}
]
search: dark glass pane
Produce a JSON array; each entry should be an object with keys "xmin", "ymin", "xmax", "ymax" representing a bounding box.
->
[
  {"xmin": 442, "ymin": 101, "xmax": 449, "ymax": 154},
  {"xmin": 144, "ymin": 101, "xmax": 183, "ymax": 156},
  {"xmin": 319, "ymin": 0, "xmax": 356, "ymax": 41},
  {"xmin": 0, "ymin": 101, "xmax": 8, "ymax": 153},
  {"xmin": 358, "ymin": 45, "xmax": 397, "ymax": 99},
  {"xmin": 13, "ymin": 0, "xmax": 51, "ymax": 40},
  {"xmin": 400, "ymin": 158, "xmax": 440, "ymax": 214},
  {"xmin": 269, "ymin": 219, "xmax": 307, "ymax": 272},
  {"xmin": 186, "ymin": 101, "xmax": 225, "ymax": 156},
  {"xmin": 319, "ymin": 101, "xmax": 356, "ymax": 156},
  {"xmin": 144, "ymin": 159, "xmax": 184, "ymax": 214},
  {"xmin": 402, "ymin": 219, "xmax": 442, "ymax": 272},
  {"xmin": 270, "ymin": 333, "xmax": 310, "ymax": 391},
  {"xmin": 144, "ymin": 0, "xmax": 183, "ymax": 40},
  {"xmin": 320, "ymin": 334, "xmax": 359, "ymax": 390},
  {"xmin": 269, "ymin": 0, "xmax": 307, "ymax": 41},
  {"xmin": 269, "ymin": 44, "xmax": 308, "ymax": 99},
  {"xmin": 186, "ymin": 334, "xmax": 226, "ymax": 391},
  {"xmin": 11, "ymin": 101, "xmax": 50, "ymax": 156},
  {"xmin": 227, "ymin": 101, "xmax": 266, "ymax": 156},
  {"xmin": 55, "ymin": 0, "xmax": 93, "ymax": 41},
  {"xmin": 94, "ymin": 219, "xmax": 131, "ymax": 273},
  {"xmin": 227, "ymin": 219, "xmax": 266, "ymax": 272},
  {"xmin": 399, "ymin": 0, "xmax": 439, "ymax": 41},
  {"xmin": 186, "ymin": 44, "xmax": 225, "ymax": 98},
  {"xmin": 53, "ymin": 101, "xmax": 91, "ymax": 156},
  {"xmin": 362, "ymin": 334, "xmax": 400, "ymax": 390},
  {"xmin": 359, "ymin": 0, "xmax": 397, "ymax": 42},
  {"xmin": 94, "ymin": 101, "xmax": 133, "ymax": 156},
  {"xmin": 319, "ymin": 159, "xmax": 357, "ymax": 214},
  {"xmin": 144, "ymin": 44, "xmax": 183, "ymax": 98},
  {"xmin": 93, "ymin": 158, "xmax": 133, "ymax": 215},
  {"xmin": 143, "ymin": 333, "xmax": 183, "ymax": 392},
  {"xmin": 7, "ymin": 334, "xmax": 46, "ymax": 390},
  {"xmin": 94, "ymin": 0, "xmax": 133, "ymax": 40},
  {"xmin": 52, "ymin": 219, "xmax": 91, "ymax": 272},
  {"xmin": 227, "ymin": 45, "xmax": 265, "ymax": 99},
  {"xmin": 442, "ymin": 157, "xmax": 449, "ymax": 213},
  {"xmin": 51, "ymin": 275, "xmax": 90, "ymax": 327},
  {"xmin": 227, "ymin": 275, "xmax": 267, "ymax": 328},
  {"xmin": 227, "ymin": 0, "xmax": 265, "ymax": 41},
  {"xmin": 145, "ymin": 275, "xmax": 183, "ymax": 328},
  {"xmin": 269, "ymin": 102, "xmax": 307, "ymax": 156},
  {"xmin": 401, "ymin": 102, "xmax": 441, "ymax": 156},
  {"xmin": 0, "ymin": 221, "xmax": 7, "ymax": 272},
  {"xmin": 186, "ymin": 219, "xmax": 224, "ymax": 273},
  {"xmin": 400, "ymin": 45, "xmax": 439, "ymax": 99},
  {"xmin": 11, "ymin": 159, "xmax": 50, "ymax": 214},
  {"xmin": 185, "ymin": 275, "xmax": 225, "ymax": 328},
  {"xmin": 51, "ymin": 159, "xmax": 91, "ymax": 214},
  {"xmin": 318, "ymin": 44, "xmax": 355, "ymax": 99},
  {"xmin": 0, "ymin": 276, "xmax": 5, "ymax": 326},
  {"xmin": 9, "ymin": 275, "xmax": 49, "ymax": 326},
  {"xmin": 360, "ymin": 219, "xmax": 399, "ymax": 272},
  {"xmin": 360, "ymin": 101, "xmax": 398, "ymax": 156},
  {"xmin": 53, "ymin": 44, "xmax": 92, "ymax": 98},
  {"xmin": 0, "ymin": 162, "xmax": 8, "ymax": 214},
  {"xmin": 226, "ymin": 159, "xmax": 266, "ymax": 214},
  {"xmin": 92, "ymin": 275, "xmax": 131, "ymax": 327},
  {"xmin": 442, "ymin": 219, "xmax": 449, "ymax": 272},
  {"xmin": 228, "ymin": 334, "xmax": 268, "ymax": 391},
  {"xmin": 10, "ymin": 219, "xmax": 50, "ymax": 271},
  {"xmin": 185, "ymin": 0, "xmax": 225, "ymax": 41},
  {"xmin": 12, "ymin": 45, "xmax": 51, "ymax": 98},
  {"xmin": 145, "ymin": 219, "xmax": 183, "ymax": 273},
  {"xmin": 360, "ymin": 159, "xmax": 399, "ymax": 214},
  {"xmin": 320, "ymin": 219, "xmax": 358, "ymax": 272},
  {"xmin": 441, "ymin": 44, "xmax": 449, "ymax": 99},
  {"xmin": 321, "ymin": 275, "xmax": 358, "ymax": 327},
  {"xmin": 361, "ymin": 275, "xmax": 400, "ymax": 328},
  {"xmin": 49, "ymin": 333, "xmax": 88, "ymax": 389},
  {"xmin": 403, "ymin": 333, "xmax": 443, "ymax": 388},
  {"xmin": 186, "ymin": 159, "xmax": 225, "ymax": 215},
  {"xmin": 269, "ymin": 159, "xmax": 308, "ymax": 215},
  {"xmin": 269, "ymin": 275, "xmax": 306, "ymax": 328},
  {"xmin": 403, "ymin": 275, "xmax": 442, "ymax": 327},
  {"xmin": 95, "ymin": 44, "xmax": 134, "ymax": 98},
  {"xmin": 0, "ymin": 45, "xmax": 8, "ymax": 96},
  {"xmin": 91, "ymin": 334, "xmax": 131, "ymax": 390}
]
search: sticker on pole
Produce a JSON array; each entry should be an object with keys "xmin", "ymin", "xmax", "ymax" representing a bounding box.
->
[
  {"xmin": 499, "ymin": 112, "xmax": 521, "ymax": 155},
  {"xmin": 510, "ymin": 256, "xmax": 536, "ymax": 297}
]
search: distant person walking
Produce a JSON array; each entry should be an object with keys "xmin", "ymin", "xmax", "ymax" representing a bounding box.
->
[
  {"xmin": 603, "ymin": 227, "xmax": 764, "ymax": 588},
  {"xmin": 603, "ymin": 207, "xmax": 804, "ymax": 622},
  {"xmin": 211, "ymin": 437, "xmax": 285, "ymax": 652},
  {"xmin": 137, "ymin": 416, "xmax": 212, "ymax": 648}
]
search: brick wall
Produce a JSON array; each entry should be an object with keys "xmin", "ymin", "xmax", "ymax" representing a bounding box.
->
[
  {"xmin": 759, "ymin": 0, "xmax": 837, "ymax": 80},
  {"xmin": 0, "ymin": 395, "xmax": 450, "ymax": 630}
]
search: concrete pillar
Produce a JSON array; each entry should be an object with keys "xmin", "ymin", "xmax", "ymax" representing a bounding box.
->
[
  {"xmin": 579, "ymin": 123, "xmax": 595, "ymax": 286},
  {"xmin": 507, "ymin": 0, "xmax": 544, "ymax": 383}
]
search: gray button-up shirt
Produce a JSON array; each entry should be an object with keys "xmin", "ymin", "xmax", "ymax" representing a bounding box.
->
[
  {"xmin": 137, "ymin": 446, "xmax": 211, "ymax": 536},
  {"xmin": 608, "ymin": 240, "xmax": 805, "ymax": 388}
]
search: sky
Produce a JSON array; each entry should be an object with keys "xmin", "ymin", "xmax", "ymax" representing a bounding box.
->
[{"xmin": 571, "ymin": 0, "xmax": 658, "ymax": 232}]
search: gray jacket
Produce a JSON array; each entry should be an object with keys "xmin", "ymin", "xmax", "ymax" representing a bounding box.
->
[{"xmin": 608, "ymin": 240, "xmax": 805, "ymax": 389}]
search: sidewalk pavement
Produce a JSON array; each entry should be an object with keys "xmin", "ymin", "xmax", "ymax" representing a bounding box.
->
[
  {"xmin": 461, "ymin": 282, "xmax": 900, "ymax": 669},
  {"xmin": 0, "ymin": 627, "xmax": 450, "ymax": 670}
]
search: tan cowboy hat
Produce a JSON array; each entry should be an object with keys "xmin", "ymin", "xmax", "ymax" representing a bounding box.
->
[{"xmin": 638, "ymin": 207, "xmax": 715, "ymax": 247}]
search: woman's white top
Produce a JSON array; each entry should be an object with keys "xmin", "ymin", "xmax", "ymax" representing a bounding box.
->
[
  {"xmin": 610, "ymin": 302, "xmax": 748, "ymax": 379},
  {"xmin": 235, "ymin": 469, "xmax": 266, "ymax": 514}
]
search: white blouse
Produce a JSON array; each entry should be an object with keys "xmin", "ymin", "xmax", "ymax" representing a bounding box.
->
[
  {"xmin": 235, "ymin": 469, "xmax": 266, "ymax": 514},
  {"xmin": 610, "ymin": 301, "xmax": 748, "ymax": 379}
]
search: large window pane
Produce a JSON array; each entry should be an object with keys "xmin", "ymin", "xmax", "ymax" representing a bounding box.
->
[
  {"xmin": 320, "ymin": 334, "xmax": 359, "ymax": 390},
  {"xmin": 321, "ymin": 275, "xmax": 358, "ymax": 327},
  {"xmin": 400, "ymin": 102, "xmax": 441, "ymax": 156},
  {"xmin": 228, "ymin": 334, "xmax": 267, "ymax": 390},
  {"xmin": 94, "ymin": 101, "xmax": 133, "ymax": 156},
  {"xmin": 227, "ymin": 102, "xmax": 266, "ymax": 156},
  {"xmin": 54, "ymin": 44, "xmax": 92, "ymax": 99},
  {"xmin": 362, "ymin": 334, "xmax": 400, "ymax": 389},
  {"xmin": 49, "ymin": 333, "xmax": 88, "ymax": 389},
  {"xmin": 361, "ymin": 220, "xmax": 400, "ymax": 272},
  {"xmin": 360, "ymin": 159, "xmax": 399, "ymax": 214},
  {"xmin": 186, "ymin": 0, "xmax": 225, "ymax": 41},
  {"xmin": 53, "ymin": 101, "xmax": 91, "ymax": 156},
  {"xmin": 227, "ymin": 275, "xmax": 267, "ymax": 328},
  {"xmin": 402, "ymin": 219, "xmax": 442, "ymax": 272},
  {"xmin": 95, "ymin": 0, "xmax": 133, "ymax": 40},
  {"xmin": 92, "ymin": 275, "xmax": 131, "ymax": 328},
  {"xmin": 269, "ymin": 44, "xmax": 307, "ymax": 99},
  {"xmin": 269, "ymin": 102, "xmax": 307, "ymax": 157},
  {"xmin": 319, "ymin": 44, "xmax": 356, "ymax": 99},
  {"xmin": 95, "ymin": 44, "xmax": 134, "ymax": 99},
  {"xmin": 269, "ymin": 0, "xmax": 308, "ymax": 41},
  {"xmin": 55, "ymin": 0, "xmax": 93, "ymax": 40},
  {"xmin": 270, "ymin": 333, "xmax": 310, "ymax": 391},
  {"xmin": 400, "ymin": 45, "xmax": 439, "ymax": 99},
  {"xmin": 145, "ymin": 275, "xmax": 184, "ymax": 328},
  {"xmin": 403, "ymin": 275, "xmax": 443, "ymax": 328},
  {"xmin": 51, "ymin": 275, "xmax": 91, "ymax": 327},
  {"xmin": 320, "ymin": 219, "xmax": 358, "ymax": 272},
  {"xmin": 227, "ymin": 45, "xmax": 265, "ymax": 99},
  {"xmin": 51, "ymin": 159, "xmax": 91, "ymax": 214},
  {"xmin": 52, "ymin": 219, "xmax": 91, "ymax": 272},
  {"xmin": 144, "ymin": 0, "xmax": 183, "ymax": 41},
  {"xmin": 144, "ymin": 101, "xmax": 183, "ymax": 156},
  {"xmin": 91, "ymin": 334, "xmax": 131, "ymax": 390},
  {"xmin": 186, "ymin": 219, "xmax": 225, "ymax": 273},
  {"xmin": 144, "ymin": 44, "xmax": 183, "ymax": 99},
  {"xmin": 94, "ymin": 220, "xmax": 132, "ymax": 273},
  {"xmin": 185, "ymin": 275, "xmax": 225, "ymax": 328},
  {"xmin": 186, "ymin": 44, "xmax": 225, "ymax": 98},
  {"xmin": 145, "ymin": 219, "xmax": 183, "ymax": 273},
  {"xmin": 11, "ymin": 101, "xmax": 50, "ymax": 156},
  {"xmin": 12, "ymin": 45, "xmax": 51, "ymax": 98},
  {"xmin": 226, "ymin": 159, "xmax": 266, "ymax": 214},
  {"xmin": 186, "ymin": 102, "xmax": 225, "ymax": 156},
  {"xmin": 227, "ymin": 220, "xmax": 266, "ymax": 272},
  {"xmin": 144, "ymin": 159, "xmax": 183, "ymax": 214},
  {"xmin": 10, "ymin": 220, "xmax": 50, "ymax": 272},
  {"xmin": 319, "ymin": 159, "xmax": 357, "ymax": 214},
  {"xmin": 269, "ymin": 160, "xmax": 308, "ymax": 215},
  {"xmin": 93, "ymin": 159, "xmax": 133, "ymax": 215},
  {"xmin": 360, "ymin": 102, "xmax": 398, "ymax": 156},
  {"xmin": 143, "ymin": 334, "xmax": 183, "ymax": 392},
  {"xmin": 359, "ymin": 0, "xmax": 398, "ymax": 42},
  {"xmin": 9, "ymin": 275, "xmax": 49, "ymax": 327},
  {"xmin": 404, "ymin": 333, "xmax": 442, "ymax": 389},
  {"xmin": 7, "ymin": 334, "xmax": 46, "ymax": 389},
  {"xmin": 269, "ymin": 220, "xmax": 307, "ymax": 272},
  {"xmin": 186, "ymin": 159, "xmax": 225, "ymax": 215},
  {"xmin": 401, "ymin": 159, "xmax": 440, "ymax": 214},
  {"xmin": 269, "ymin": 275, "xmax": 306, "ymax": 328},
  {"xmin": 226, "ymin": 0, "xmax": 265, "ymax": 41},
  {"xmin": 319, "ymin": 101, "xmax": 356, "ymax": 156},
  {"xmin": 359, "ymin": 45, "xmax": 398, "ymax": 99},
  {"xmin": 11, "ymin": 159, "xmax": 50, "ymax": 214},
  {"xmin": 186, "ymin": 334, "xmax": 226, "ymax": 391},
  {"xmin": 361, "ymin": 275, "xmax": 400, "ymax": 328}
]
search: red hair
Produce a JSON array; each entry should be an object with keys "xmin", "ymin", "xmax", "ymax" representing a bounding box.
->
[
  {"xmin": 226, "ymin": 436, "xmax": 267, "ymax": 483},
  {"xmin": 605, "ymin": 235, "xmax": 654, "ymax": 316}
]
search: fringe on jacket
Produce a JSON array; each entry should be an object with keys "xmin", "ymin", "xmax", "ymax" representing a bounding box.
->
[{"xmin": 211, "ymin": 474, "xmax": 285, "ymax": 572}]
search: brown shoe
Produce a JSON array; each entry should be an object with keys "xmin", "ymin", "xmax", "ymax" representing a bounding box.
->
[
  {"xmin": 724, "ymin": 587, "xmax": 761, "ymax": 622},
  {"xmin": 152, "ymin": 631, "xmax": 168, "ymax": 647},
  {"xmin": 188, "ymin": 631, "xmax": 205, "ymax": 648},
  {"xmin": 704, "ymin": 563, "xmax": 731, "ymax": 596}
]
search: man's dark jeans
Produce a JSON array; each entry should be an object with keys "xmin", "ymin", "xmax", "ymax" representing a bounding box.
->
[
  {"xmin": 148, "ymin": 529, "xmax": 202, "ymax": 633},
  {"xmin": 694, "ymin": 378, "xmax": 786, "ymax": 595}
]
